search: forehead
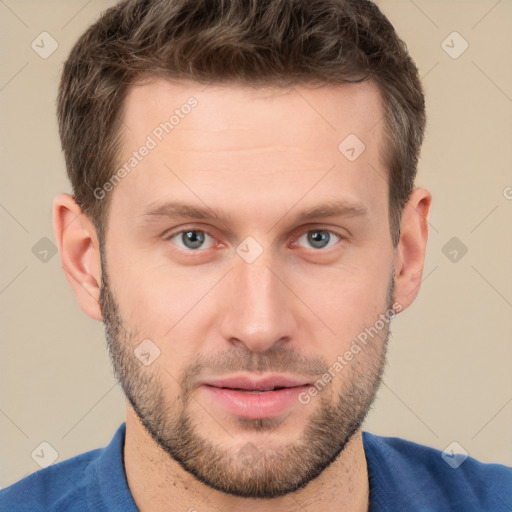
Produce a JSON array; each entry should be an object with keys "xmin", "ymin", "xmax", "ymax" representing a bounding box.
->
[
  {"xmin": 111, "ymin": 78, "xmax": 387, "ymax": 225},
  {"xmin": 121, "ymin": 78, "xmax": 384, "ymax": 152}
]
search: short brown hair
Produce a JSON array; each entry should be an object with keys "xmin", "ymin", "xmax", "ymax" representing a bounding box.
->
[{"xmin": 57, "ymin": 0, "xmax": 426, "ymax": 246}]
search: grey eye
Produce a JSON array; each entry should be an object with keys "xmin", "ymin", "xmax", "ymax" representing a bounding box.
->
[
  {"xmin": 170, "ymin": 230, "xmax": 214, "ymax": 250},
  {"xmin": 297, "ymin": 230, "xmax": 340, "ymax": 250}
]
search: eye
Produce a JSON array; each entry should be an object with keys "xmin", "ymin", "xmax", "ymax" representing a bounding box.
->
[
  {"xmin": 167, "ymin": 229, "xmax": 216, "ymax": 251},
  {"xmin": 296, "ymin": 229, "xmax": 341, "ymax": 250}
]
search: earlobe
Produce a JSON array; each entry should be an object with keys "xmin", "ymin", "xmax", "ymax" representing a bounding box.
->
[
  {"xmin": 393, "ymin": 187, "xmax": 432, "ymax": 312},
  {"xmin": 53, "ymin": 193, "xmax": 104, "ymax": 322}
]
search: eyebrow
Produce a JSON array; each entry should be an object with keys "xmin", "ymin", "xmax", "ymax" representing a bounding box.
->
[{"xmin": 139, "ymin": 199, "xmax": 368, "ymax": 226}]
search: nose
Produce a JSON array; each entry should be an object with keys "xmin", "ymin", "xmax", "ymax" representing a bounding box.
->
[{"xmin": 219, "ymin": 253, "xmax": 297, "ymax": 353}]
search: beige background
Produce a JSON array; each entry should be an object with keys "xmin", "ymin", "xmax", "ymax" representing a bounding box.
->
[{"xmin": 1, "ymin": 0, "xmax": 511, "ymax": 489}]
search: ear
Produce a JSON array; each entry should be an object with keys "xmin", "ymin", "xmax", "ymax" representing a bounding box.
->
[
  {"xmin": 392, "ymin": 187, "xmax": 432, "ymax": 312},
  {"xmin": 53, "ymin": 193, "xmax": 103, "ymax": 321}
]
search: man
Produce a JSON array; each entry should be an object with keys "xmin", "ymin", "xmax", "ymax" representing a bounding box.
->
[{"xmin": 1, "ymin": 0, "xmax": 510, "ymax": 510}]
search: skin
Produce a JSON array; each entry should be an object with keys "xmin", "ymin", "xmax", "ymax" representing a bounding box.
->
[{"xmin": 53, "ymin": 78, "xmax": 431, "ymax": 512}]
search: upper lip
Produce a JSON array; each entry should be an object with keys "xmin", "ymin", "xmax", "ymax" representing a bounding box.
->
[{"xmin": 199, "ymin": 374, "xmax": 312, "ymax": 391}]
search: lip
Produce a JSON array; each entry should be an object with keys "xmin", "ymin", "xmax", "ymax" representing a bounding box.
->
[{"xmin": 198, "ymin": 374, "xmax": 312, "ymax": 419}]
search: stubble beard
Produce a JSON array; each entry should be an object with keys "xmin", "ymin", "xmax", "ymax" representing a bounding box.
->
[{"xmin": 99, "ymin": 248, "xmax": 394, "ymax": 498}]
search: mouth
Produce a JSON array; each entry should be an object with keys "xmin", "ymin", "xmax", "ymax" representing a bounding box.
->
[
  {"xmin": 213, "ymin": 387, "xmax": 288, "ymax": 393},
  {"xmin": 200, "ymin": 375, "xmax": 311, "ymax": 390},
  {"xmin": 198, "ymin": 375, "xmax": 312, "ymax": 419}
]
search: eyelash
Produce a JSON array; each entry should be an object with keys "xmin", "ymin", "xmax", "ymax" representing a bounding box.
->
[{"xmin": 164, "ymin": 227, "xmax": 344, "ymax": 253}]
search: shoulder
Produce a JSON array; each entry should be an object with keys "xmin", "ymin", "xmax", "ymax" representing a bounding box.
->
[
  {"xmin": 362, "ymin": 431, "xmax": 512, "ymax": 512},
  {"xmin": 0, "ymin": 448, "xmax": 102, "ymax": 512},
  {"xmin": 0, "ymin": 424, "xmax": 134, "ymax": 512}
]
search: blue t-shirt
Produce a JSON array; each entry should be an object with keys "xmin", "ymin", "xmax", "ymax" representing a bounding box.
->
[{"xmin": 1, "ymin": 423, "xmax": 510, "ymax": 511}]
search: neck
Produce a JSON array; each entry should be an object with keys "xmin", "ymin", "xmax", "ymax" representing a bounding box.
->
[{"xmin": 124, "ymin": 404, "xmax": 370, "ymax": 512}]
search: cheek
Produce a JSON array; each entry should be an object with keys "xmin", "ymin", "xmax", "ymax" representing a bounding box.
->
[
  {"xmin": 107, "ymin": 252, "xmax": 218, "ymax": 370},
  {"xmin": 290, "ymin": 249, "xmax": 393, "ymax": 336},
  {"xmin": 104, "ymin": 248, "xmax": 171, "ymax": 337}
]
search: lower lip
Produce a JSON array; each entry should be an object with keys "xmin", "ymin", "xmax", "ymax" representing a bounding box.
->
[{"xmin": 201, "ymin": 384, "xmax": 310, "ymax": 419}]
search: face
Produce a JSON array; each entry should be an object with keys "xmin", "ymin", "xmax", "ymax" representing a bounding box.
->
[{"xmin": 99, "ymin": 79, "xmax": 399, "ymax": 498}]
